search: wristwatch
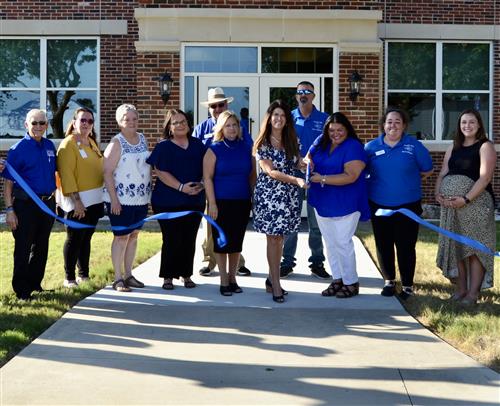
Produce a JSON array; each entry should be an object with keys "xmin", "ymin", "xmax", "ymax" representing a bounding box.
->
[{"xmin": 463, "ymin": 195, "xmax": 471, "ymax": 204}]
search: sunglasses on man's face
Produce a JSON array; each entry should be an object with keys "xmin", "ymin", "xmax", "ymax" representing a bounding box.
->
[
  {"xmin": 30, "ymin": 121, "xmax": 47, "ymax": 126},
  {"xmin": 296, "ymin": 89, "xmax": 314, "ymax": 95},
  {"xmin": 209, "ymin": 102, "xmax": 226, "ymax": 109},
  {"xmin": 78, "ymin": 118, "xmax": 94, "ymax": 125}
]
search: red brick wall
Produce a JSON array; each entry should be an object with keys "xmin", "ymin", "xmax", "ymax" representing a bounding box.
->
[{"xmin": 138, "ymin": 0, "xmax": 379, "ymax": 9}]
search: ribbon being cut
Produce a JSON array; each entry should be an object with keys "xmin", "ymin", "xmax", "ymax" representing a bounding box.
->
[
  {"xmin": 375, "ymin": 208, "xmax": 499, "ymax": 258},
  {"xmin": 3, "ymin": 161, "xmax": 227, "ymax": 247}
]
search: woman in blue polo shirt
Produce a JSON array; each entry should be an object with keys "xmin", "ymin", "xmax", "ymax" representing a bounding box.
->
[
  {"xmin": 365, "ymin": 108, "xmax": 433, "ymax": 300},
  {"xmin": 308, "ymin": 112, "xmax": 370, "ymax": 298},
  {"xmin": 147, "ymin": 109, "xmax": 206, "ymax": 291},
  {"xmin": 203, "ymin": 111, "xmax": 255, "ymax": 296}
]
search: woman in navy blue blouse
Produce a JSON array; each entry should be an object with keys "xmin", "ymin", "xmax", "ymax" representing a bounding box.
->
[
  {"xmin": 307, "ymin": 112, "xmax": 370, "ymax": 298},
  {"xmin": 147, "ymin": 109, "xmax": 206, "ymax": 290},
  {"xmin": 203, "ymin": 111, "xmax": 256, "ymax": 296}
]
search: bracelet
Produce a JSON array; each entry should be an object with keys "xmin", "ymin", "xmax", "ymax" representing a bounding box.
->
[
  {"xmin": 178, "ymin": 183, "xmax": 184, "ymax": 192},
  {"xmin": 5, "ymin": 206, "xmax": 14, "ymax": 212},
  {"xmin": 320, "ymin": 176, "xmax": 326, "ymax": 188},
  {"xmin": 463, "ymin": 195, "xmax": 471, "ymax": 204}
]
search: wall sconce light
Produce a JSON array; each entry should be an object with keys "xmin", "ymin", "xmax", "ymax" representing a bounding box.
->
[
  {"xmin": 156, "ymin": 72, "xmax": 173, "ymax": 105},
  {"xmin": 348, "ymin": 70, "xmax": 363, "ymax": 102}
]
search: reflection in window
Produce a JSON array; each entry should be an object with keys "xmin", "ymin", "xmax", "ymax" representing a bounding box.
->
[
  {"xmin": 0, "ymin": 39, "xmax": 40, "ymax": 88},
  {"xmin": 46, "ymin": 91, "xmax": 97, "ymax": 138},
  {"xmin": 388, "ymin": 43, "xmax": 435, "ymax": 90},
  {"xmin": 184, "ymin": 76, "xmax": 194, "ymax": 126},
  {"xmin": 262, "ymin": 48, "xmax": 332, "ymax": 73},
  {"xmin": 443, "ymin": 43, "xmax": 489, "ymax": 90},
  {"xmin": 442, "ymin": 93, "xmax": 489, "ymax": 140},
  {"xmin": 0, "ymin": 91, "xmax": 39, "ymax": 138},
  {"xmin": 388, "ymin": 93, "xmax": 435, "ymax": 140},
  {"xmin": 0, "ymin": 38, "xmax": 99, "ymax": 139},
  {"xmin": 185, "ymin": 46, "xmax": 257, "ymax": 73}
]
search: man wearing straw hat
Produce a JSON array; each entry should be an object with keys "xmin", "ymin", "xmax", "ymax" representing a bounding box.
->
[{"xmin": 193, "ymin": 87, "xmax": 252, "ymax": 277}]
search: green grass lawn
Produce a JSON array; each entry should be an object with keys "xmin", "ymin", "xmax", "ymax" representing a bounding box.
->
[
  {"xmin": 0, "ymin": 224, "xmax": 162, "ymax": 367},
  {"xmin": 356, "ymin": 222, "xmax": 500, "ymax": 372}
]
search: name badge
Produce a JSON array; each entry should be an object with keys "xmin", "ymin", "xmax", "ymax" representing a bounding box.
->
[
  {"xmin": 79, "ymin": 148, "xmax": 88, "ymax": 159},
  {"xmin": 375, "ymin": 149, "xmax": 385, "ymax": 156}
]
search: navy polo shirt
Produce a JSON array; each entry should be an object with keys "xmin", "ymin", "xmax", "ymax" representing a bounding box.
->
[
  {"xmin": 292, "ymin": 106, "xmax": 328, "ymax": 157},
  {"xmin": 3, "ymin": 133, "xmax": 57, "ymax": 195},
  {"xmin": 365, "ymin": 134, "xmax": 433, "ymax": 206},
  {"xmin": 192, "ymin": 117, "xmax": 252, "ymax": 147},
  {"xmin": 147, "ymin": 137, "xmax": 207, "ymax": 208}
]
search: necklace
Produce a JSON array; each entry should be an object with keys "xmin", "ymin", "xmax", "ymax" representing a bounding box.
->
[
  {"xmin": 271, "ymin": 135, "xmax": 281, "ymax": 144},
  {"xmin": 223, "ymin": 138, "xmax": 236, "ymax": 149}
]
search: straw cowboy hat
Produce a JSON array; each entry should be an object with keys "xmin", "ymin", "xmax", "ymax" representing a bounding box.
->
[{"xmin": 200, "ymin": 87, "xmax": 234, "ymax": 107}]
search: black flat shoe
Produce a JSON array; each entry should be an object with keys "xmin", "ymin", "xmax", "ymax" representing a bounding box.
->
[
  {"xmin": 229, "ymin": 282, "xmax": 242, "ymax": 293},
  {"xmin": 220, "ymin": 285, "xmax": 232, "ymax": 296},
  {"xmin": 265, "ymin": 278, "xmax": 288, "ymax": 295}
]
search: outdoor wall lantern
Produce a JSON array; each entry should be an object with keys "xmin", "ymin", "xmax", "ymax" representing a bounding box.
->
[
  {"xmin": 156, "ymin": 72, "xmax": 173, "ymax": 104},
  {"xmin": 348, "ymin": 70, "xmax": 363, "ymax": 102}
]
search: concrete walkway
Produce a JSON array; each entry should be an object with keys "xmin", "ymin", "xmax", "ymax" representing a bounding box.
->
[{"xmin": 1, "ymin": 226, "xmax": 498, "ymax": 405}]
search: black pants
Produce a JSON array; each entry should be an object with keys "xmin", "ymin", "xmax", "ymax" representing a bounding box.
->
[
  {"xmin": 153, "ymin": 205, "xmax": 203, "ymax": 279},
  {"xmin": 369, "ymin": 200, "xmax": 422, "ymax": 287},
  {"xmin": 12, "ymin": 197, "xmax": 55, "ymax": 298},
  {"xmin": 63, "ymin": 203, "xmax": 103, "ymax": 280}
]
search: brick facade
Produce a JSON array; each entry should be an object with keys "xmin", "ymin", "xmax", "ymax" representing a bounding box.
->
[{"xmin": 1, "ymin": 0, "xmax": 499, "ymax": 207}]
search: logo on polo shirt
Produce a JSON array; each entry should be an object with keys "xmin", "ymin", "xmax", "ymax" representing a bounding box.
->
[{"xmin": 402, "ymin": 144, "xmax": 415, "ymax": 155}]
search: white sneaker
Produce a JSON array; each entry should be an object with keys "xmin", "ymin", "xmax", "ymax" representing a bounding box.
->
[
  {"xmin": 63, "ymin": 279, "xmax": 78, "ymax": 288},
  {"xmin": 76, "ymin": 276, "xmax": 89, "ymax": 283}
]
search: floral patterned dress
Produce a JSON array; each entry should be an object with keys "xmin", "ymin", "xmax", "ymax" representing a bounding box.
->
[{"xmin": 253, "ymin": 144, "xmax": 301, "ymax": 235}]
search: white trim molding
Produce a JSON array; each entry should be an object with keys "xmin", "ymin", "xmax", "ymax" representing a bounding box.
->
[
  {"xmin": 134, "ymin": 8, "xmax": 382, "ymax": 52},
  {"xmin": 0, "ymin": 20, "xmax": 127, "ymax": 35},
  {"xmin": 379, "ymin": 23, "xmax": 500, "ymax": 40}
]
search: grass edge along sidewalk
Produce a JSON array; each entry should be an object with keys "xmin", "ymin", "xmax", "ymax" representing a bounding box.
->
[{"xmin": 0, "ymin": 223, "xmax": 499, "ymax": 372}]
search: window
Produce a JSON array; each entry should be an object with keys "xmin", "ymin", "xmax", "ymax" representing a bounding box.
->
[
  {"xmin": 0, "ymin": 38, "xmax": 99, "ymax": 139},
  {"xmin": 386, "ymin": 41, "xmax": 491, "ymax": 141},
  {"xmin": 262, "ymin": 47, "xmax": 333, "ymax": 73},
  {"xmin": 185, "ymin": 46, "xmax": 257, "ymax": 73}
]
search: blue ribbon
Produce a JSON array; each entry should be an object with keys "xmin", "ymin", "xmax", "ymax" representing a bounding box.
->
[
  {"xmin": 305, "ymin": 161, "xmax": 311, "ymax": 185},
  {"xmin": 375, "ymin": 208, "xmax": 499, "ymax": 258},
  {"xmin": 3, "ymin": 161, "xmax": 227, "ymax": 247}
]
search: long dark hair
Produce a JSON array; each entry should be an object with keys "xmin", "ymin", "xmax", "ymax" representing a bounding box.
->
[
  {"xmin": 454, "ymin": 109, "xmax": 487, "ymax": 149},
  {"xmin": 379, "ymin": 107, "xmax": 410, "ymax": 133},
  {"xmin": 318, "ymin": 112, "xmax": 360, "ymax": 151},
  {"xmin": 253, "ymin": 99, "xmax": 300, "ymax": 161},
  {"xmin": 162, "ymin": 109, "xmax": 192, "ymax": 140}
]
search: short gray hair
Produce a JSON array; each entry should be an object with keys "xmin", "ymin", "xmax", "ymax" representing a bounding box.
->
[
  {"xmin": 26, "ymin": 109, "xmax": 47, "ymax": 123},
  {"xmin": 115, "ymin": 104, "xmax": 138, "ymax": 125}
]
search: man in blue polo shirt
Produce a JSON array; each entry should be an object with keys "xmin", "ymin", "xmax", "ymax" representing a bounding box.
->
[
  {"xmin": 193, "ymin": 87, "xmax": 252, "ymax": 277},
  {"xmin": 280, "ymin": 81, "xmax": 329, "ymax": 279},
  {"xmin": 3, "ymin": 109, "xmax": 57, "ymax": 300}
]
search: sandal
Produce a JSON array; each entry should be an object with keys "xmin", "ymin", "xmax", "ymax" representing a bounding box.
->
[
  {"xmin": 265, "ymin": 278, "xmax": 288, "ymax": 295},
  {"xmin": 449, "ymin": 292, "xmax": 466, "ymax": 301},
  {"xmin": 112, "ymin": 279, "xmax": 132, "ymax": 293},
  {"xmin": 125, "ymin": 275, "xmax": 145, "ymax": 288},
  {"xmin": 183, "ymin": 278, "xmax": 196, "ymax": 289},
  {"xmin": 162, "ymin": 279, "xmax": 174, "ymax": 290},
  {"xmin": 220, "ymin": 285, "xmax": 232, "ymax": 296},
  {"xmin": 321, "ymin": 279, "xmax": 343, "ymax": 297},
  {"xmin": 229, "ymin": 282, "xmax": 242, "ymax": 294},
  {"xmin": 336, "ymin": 282, "xmax": 359, "ymax": 299}
]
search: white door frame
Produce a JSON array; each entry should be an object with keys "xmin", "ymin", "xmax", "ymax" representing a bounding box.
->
[{"xmin": 198, "ymin": 76, "xmax": 260, "ymax": 138}]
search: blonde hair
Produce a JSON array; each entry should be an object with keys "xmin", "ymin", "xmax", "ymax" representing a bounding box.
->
[
  {"xmin": 115, "ymin": 104, "xmax": 138, "ymax": 125},
  {"xmin": 213, "ymin": 110, "xmax": 241, "ymax": 142},
  {"xmin": 26, "ymin": 109, "xmax": 47, "ymax": 123}
]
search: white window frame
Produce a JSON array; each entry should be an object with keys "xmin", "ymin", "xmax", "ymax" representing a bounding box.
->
[
  {"xmin": 385, "ymin": 39, "xmax": 493, "ymax": 144},
  {"xmin": 0, "ymin": 36, "xmax": 100, "ymax": 149},
  {"xmin": 181, "ymin": 42, "xmax": 339, "ymax": 124}
]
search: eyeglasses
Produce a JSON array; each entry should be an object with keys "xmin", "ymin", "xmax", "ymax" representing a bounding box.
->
[
  {"xmin": 296, "ymin": 89, "xmax": 314, "ymax": 95},
  {"xmin": 30, "ymin": 121, "xmax": 47, "ymax": 126},
  {"xmin": 78, "ymin": 118, "xmax": 94, "ymax": 125},
  {"xmin": 171, "ymin": 120, "xmax": 187, "ymax": 126},
  {"xmin": 209, "ymin": 102, "xmax": 226, "ymax": 109}
]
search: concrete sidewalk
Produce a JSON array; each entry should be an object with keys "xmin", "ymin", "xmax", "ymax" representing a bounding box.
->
[{"xmin": 1, "ymin": 227, "xmax": 498, "ymax": 405}]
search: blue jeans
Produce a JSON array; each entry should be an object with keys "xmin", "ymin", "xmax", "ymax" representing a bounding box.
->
[{"xmin": 281, "ymin": 178, "xmax": 325, "ymax": 269}]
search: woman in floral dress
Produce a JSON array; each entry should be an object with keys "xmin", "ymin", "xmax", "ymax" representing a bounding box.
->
[{"xmin": 253, "ymin": 100, "xmax": 307, "ymax": 303}]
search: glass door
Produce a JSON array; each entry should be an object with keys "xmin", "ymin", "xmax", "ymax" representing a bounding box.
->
[
  {"xmin": 259, "ymin": 77, "xmax": 321, "ymax": 119},
  {"xmin": 198, "ymin": 77, "xmax": 259, "ymax": 139}
]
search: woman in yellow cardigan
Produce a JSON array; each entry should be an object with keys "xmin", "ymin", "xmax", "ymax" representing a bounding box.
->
[{"xmin": 56, "ymin": 108, "xmax": 104, "ymax": 288}]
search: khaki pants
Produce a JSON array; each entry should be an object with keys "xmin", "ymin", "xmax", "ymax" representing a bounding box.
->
[{"xmin": 202, "ymin": 223, "xmax": 245, "ymax": 270}]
